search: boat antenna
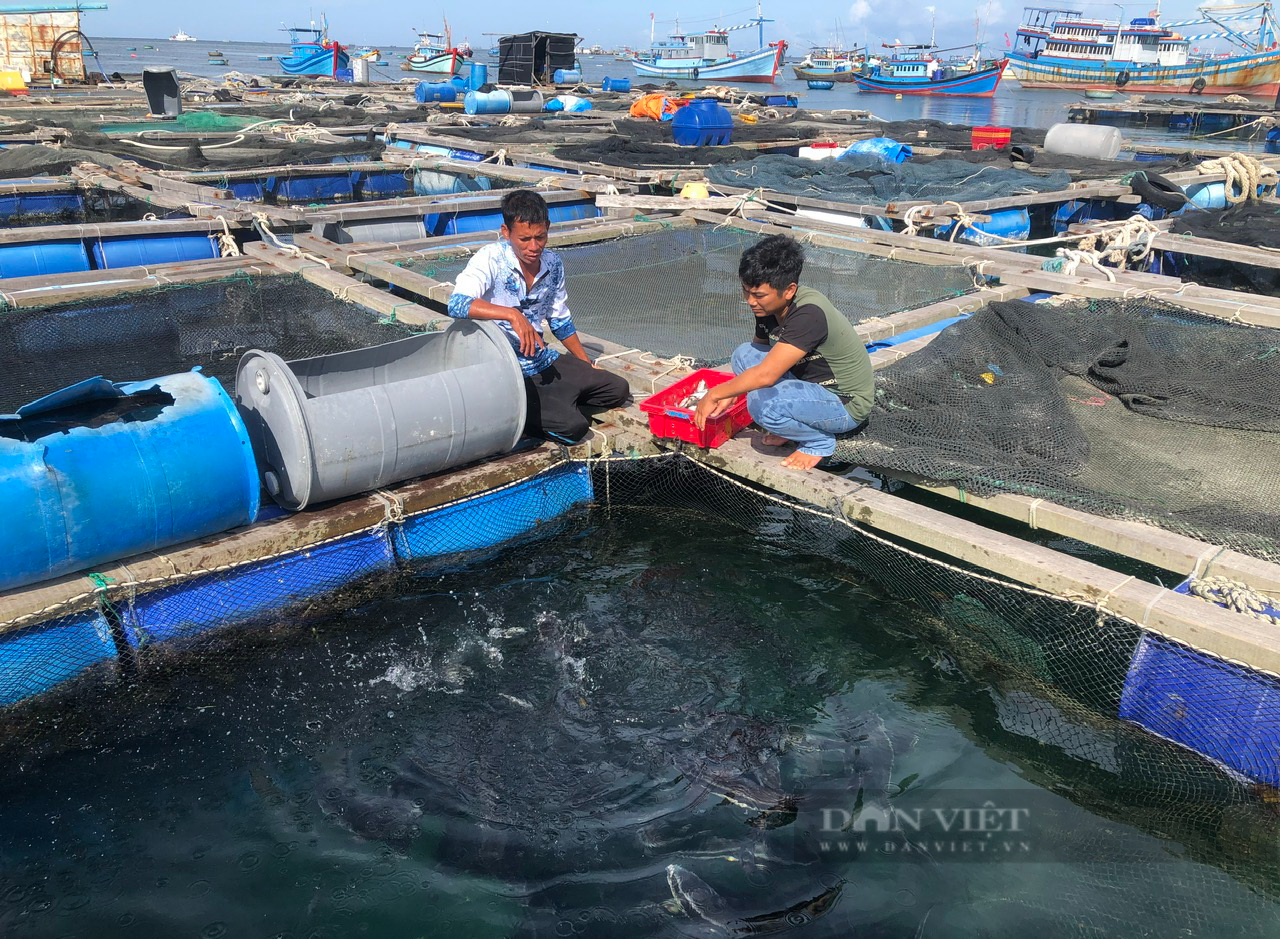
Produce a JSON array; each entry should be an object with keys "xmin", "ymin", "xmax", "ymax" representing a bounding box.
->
[{"xmin": 650, "ymin": 12, "xmax": 655, "ymax": 45}]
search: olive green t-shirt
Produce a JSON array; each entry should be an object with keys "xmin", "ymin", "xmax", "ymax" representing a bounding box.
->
[{"xmin": 752, "ymin": 286, "xmax": 874, "ymax": 421}]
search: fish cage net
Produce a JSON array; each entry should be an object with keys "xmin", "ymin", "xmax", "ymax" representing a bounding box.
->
[
  {"xmin": 2, "ymin": 452, "xmax": 1280, "ymax": 936},
  {"xmin": 0, "ymin": 272, "xmax": 418, "ymax": 411},
  {"xmin": 407, "ymin": 226, "xmax": 978, "ymax": 362},
  {"xmin": 835, "ymin": 296, "xmax": 1280, "ymax": 561},
  {"xmin": 705, "ymin": 153, "xmax": 1073, "ymax": 205}
]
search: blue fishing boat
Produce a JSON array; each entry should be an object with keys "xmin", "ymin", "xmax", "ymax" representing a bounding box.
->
[
  {"xmin": 854, "ymin": 44, "xmax": 1008, "ymax": 96},
  {"xmin": 630, "ymin": 2, "xmax": 787, "ymax": 83},
  {"xmin": 278, "ymin": 15, "xmax": 350, "ymax": 77}
]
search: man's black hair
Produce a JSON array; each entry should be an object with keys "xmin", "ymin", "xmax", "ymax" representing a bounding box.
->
[
  {"xmin": 501, "ymin": 189, "xmax": 550, "ymax": 230},
  {"xmin": 738, "ymin": 234, "xmax": 805, "ymax": 290}
]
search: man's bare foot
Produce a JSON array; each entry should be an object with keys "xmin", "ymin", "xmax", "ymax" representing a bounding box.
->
[
  {"xmin": 760, "ymin": 433, "xmax": 792, "ymax": 447},
  {"xmin": 780, "ymin": 450, "xmax": 823, "ymax": 471}
]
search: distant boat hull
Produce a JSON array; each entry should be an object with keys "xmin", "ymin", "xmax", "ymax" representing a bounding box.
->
[
  {"xmin": 279, "ymin": 45, "xmax": 350, "ymax": 76},
  {"xmin": 630, "ymin": 44, "xmax": 784, "ymax": 83},
  {"xmin": 401, "ymin": 50, "xmax": 462, "ymax": 75},
  {"xmin": 1008, "ymin": 49, "xmax": 1280, "ymax": 96},
  {"xmin": 852, "ymin": 59, "xmax": 1007, "ymax": 96},
  {"xmin": 792, "ymin": 64, "xmax": 858, "ymax": 82}
]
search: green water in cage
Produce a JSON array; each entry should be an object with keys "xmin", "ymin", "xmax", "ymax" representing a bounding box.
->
[{"xmin": 0, "ymin": 498, "xmax": 1277, "ymax": 938}]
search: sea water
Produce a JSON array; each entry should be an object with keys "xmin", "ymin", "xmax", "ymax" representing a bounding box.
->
[{"xmin": 0, "ymin": 502, "xmax": 1276, "ymax": 937}]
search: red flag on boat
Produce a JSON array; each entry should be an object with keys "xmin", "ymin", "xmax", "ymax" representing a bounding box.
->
[{"xmin": 1004, "ymin": 31, "xmax": 1010, "ymax": 47}]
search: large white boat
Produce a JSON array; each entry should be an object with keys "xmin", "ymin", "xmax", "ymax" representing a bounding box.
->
[
  {"xmin": 1008, "ymin": 2, "xmax": 1280, "ymax": 95},
  {"xmin": 168, "ymin": 29, "xmax": 198, "ymax": 42}
]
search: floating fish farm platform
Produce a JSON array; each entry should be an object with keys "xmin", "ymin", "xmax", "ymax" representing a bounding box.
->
[{"xmin": 3, "ymin": 83, "xmax": 1280, "ymax": 931}]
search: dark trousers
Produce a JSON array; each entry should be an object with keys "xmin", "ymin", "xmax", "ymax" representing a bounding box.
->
[{"xmin": 524, "ymin": 354, "xmax": 631, "ymax": 444}]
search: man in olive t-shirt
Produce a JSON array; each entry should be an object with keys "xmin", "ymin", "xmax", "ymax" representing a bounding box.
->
[{"xmin": 693, "ymin": 235, "xmax": 874, "ymax": 471}]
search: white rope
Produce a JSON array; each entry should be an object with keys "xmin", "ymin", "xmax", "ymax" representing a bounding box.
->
[
  {"xmin": 252, "ymin": 212, "xmax": 330, "ymax": 268},
  {"xmin": 1197, "ymin": 152, "xmax": 1279, "ymax": 204},
  {"xmin": 214, "ymin": 215, "xmax": 241, "ymax": 257},
  {"xmin": 1187, "ymin": 575, "xmax": 1280, "ymax": 626}
]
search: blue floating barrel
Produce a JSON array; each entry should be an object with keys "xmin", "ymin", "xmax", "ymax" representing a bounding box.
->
[
  {"xmin": 414, "ymin": 170, "xmax": 494, "ymax": 196},
  {"xmin": 1184, "ymin": 180, "xmax": 1228, "ymax": 211},
  {"xmin": 602, "ymin": 76, "xmax": 630, "ymax": 93},
  {"xmin": 671, "ymin": 97, "xmax": 733, "ymax": 146},
  {"xmin": 464, "ymin": 88, "xmax": 544, "ymax": 115},
  {"xmin": 356, "ymin": 171, "xmax": 414, "ymax": 199},
  {"xmin": 1266, "ymin": 127, "xmax": 1280, "ymax": 155},
  {"xmin": 553, "ymin": 68, "xmax": 582, "ymax": 84},
  {"xmin": 468, "ymin": 62, "xmax": 488, "ymax": 90},
  {"xmin": 269, "ymin": 173, "xmax": 355, "ymax": 204},
  {"xmin": 415, "ymin": 80, "xmax": 458, "ymax": 103},
  {"xmin": 807, "ymin": 79, "xmax": 835, "ymax": 90},
  {"xmin": 935, "ymin": 208, "xmax": 1030, "ymax": 247},
  {"xmin": 92, "ymin": 233, "xmax": 218, "ymax": 269},
  {"xmin": 0, "ymin": 191, "xmax": 84, "ymax": 223},
  {"xmin": 0, "ymin": 240, "xmax": 90, "ymax": 279},
  {"xmin": 0, "ymin": 371, "xmax": 260, "ymax": 592}
]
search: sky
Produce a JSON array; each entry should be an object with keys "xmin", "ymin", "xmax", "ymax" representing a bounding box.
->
[{"xmin": 87, "ymin": 1, "xmax": 1256, "ymax": 51}]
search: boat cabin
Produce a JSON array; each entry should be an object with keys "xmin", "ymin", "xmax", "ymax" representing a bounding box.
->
[{"xmin": 1015, "ymin": 8, "xmax": 1188, "ymax": 66}]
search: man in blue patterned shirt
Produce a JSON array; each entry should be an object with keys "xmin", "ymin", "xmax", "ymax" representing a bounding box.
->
[{"xmin": 448, "ymin": 190, "xmax": 630, "ymax": 444}]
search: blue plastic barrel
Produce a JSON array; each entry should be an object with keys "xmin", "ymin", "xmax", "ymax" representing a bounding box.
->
[
  {"xmin": 671, "ymin": 98, "xmax": 733, "ymax": 147},
  {"xmin": 0, "ymin": 191, "xmax": 84, "ymax": 222},
  {"xmin": 841, "ymin": 137, "xmax": 912, "ymax": 164},
  {"xmin": 270, "ymin": 173, "xmax": 355, "ymax": 204},
  {"xmin": 468, "ymin": 62, "xmax": 488, "ymax": 90},
  {"xmin": 93, "ymin": 233, "xmax": 218, "ymax": 269},
  {"xmin": 465, "ymin": 88, "xmax": 510, "ymax": 115},
  {"xmin": 356, "ymin": 171, "xmax": 414, "ymax": 199},
  {"xmin": 935, "ymin": 208, "xmax": 1030, "ymax": 247},
  {"xmin": 0, "ymin": 370, "xmax": 260, "ymax": 591},
  {"xmin": 601, "ymin": 76, "xmax": 630, "ymax": 92},
  {"xmin": 0, "ymin": 240, "xmax": 90, "ymax": 279},
  {"xmin": 1267, "ymin": 127, "xmax": 1280, "ymax": 154},
  {"xmin": 1183, "ymin": 181, "xmax": 1228, "ymax": 211},
  {"xmin": 553, "ymin": 68, "xmax": 582, "ymax": 83},
  {"xmin": 415, "ymin": 80, "xmax": 458, "ymax": 103}
]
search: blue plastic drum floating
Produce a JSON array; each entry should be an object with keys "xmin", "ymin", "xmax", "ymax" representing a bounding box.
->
[{"xmin": 0, "ymin": 370, "xmax": 260, "ymax": 591}]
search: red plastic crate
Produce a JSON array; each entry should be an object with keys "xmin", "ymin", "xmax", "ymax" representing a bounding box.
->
[
  {"xmin": 971, "ymin": 126, "xmax": 1011, "ymax": 150},
  {"xmin": 639, "ymin": 369, "xmax": 752, "ymax": 449}
]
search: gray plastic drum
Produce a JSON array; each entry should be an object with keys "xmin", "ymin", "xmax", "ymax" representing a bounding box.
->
[
  {"xmin": 235, "ymin": 320, "xmax": 526, "ymax": 510},
  {"xmin": 143, "ymin": 66, "xmax": 182, "ymax": 118}
]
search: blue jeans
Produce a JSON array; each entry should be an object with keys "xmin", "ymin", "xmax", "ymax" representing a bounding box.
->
[{"xmin": 731, "ymin": 342, "xmax": 860, "ymax": 458}]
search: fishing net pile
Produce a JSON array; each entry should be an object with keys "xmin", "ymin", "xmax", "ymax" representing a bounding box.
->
[
  {"xmin": 0, "ymin": 273, "xmax": 416, "ymax": 412},
  {"xmin": 0, "ymin": 144, "xmax": 112, "ymax": 179},
  {"xmin": 705, "ymin": 152, "xmax": 1072, "ymax": 204},
  {"xmin": 553, "ymin": 135, "xmax": 758, "ymax": 167},
  {"xmin": 1164, "ymin": 204, "xmax": 1280, "ymax": 292},
  {"xmin": 54, "ymin": 130, "xmax": 375, "ymax": 171},
  {"xmin": 835, "ymin": 297, "xmax": 1280, "ymax": 559},
  {"xmin": 411, "ymin": 227, "xmax": 976, "ymax": 362},
  {"xmin": 914, "ymin": 146, "xmax": 1201, "ymax": 179},
  {"xmin": 860, "ymin": 118, "xmax": 1047, "ymax": 148}
]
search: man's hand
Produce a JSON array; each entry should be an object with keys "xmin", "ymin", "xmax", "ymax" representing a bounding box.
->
[
  {"xmin": 507, "ymin": 312, "xmax": 545, "ymax": 357},
  {"xmin": 693, "ymin": 390, "xmax": 732, "ymax": 430}
]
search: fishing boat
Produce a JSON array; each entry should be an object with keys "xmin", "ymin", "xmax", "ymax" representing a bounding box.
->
[
  {"xmin": 278, "ymin": 16, "xmax": 350, "ymax": 77},
  {"xmin": 852, "ymin": 44, "xmax": 1008, "ymax": 96},
  {"xmin": 792, "ymin": 47, "xmax": 863, "ymax": 81},
  {"xmin": 629, "ymin": 3, "xmax": 786, "ymax": 83},
  {"xmin": 168, "ymin": 30, "xmax": 196, "ymax": 42},
  {"xmin": 401, "ymin": 22, "xmax": 467, "ymax": 76},
  {"xmin": 1008, "ymin": 2, "xmax": 1280, "ymax": 95}
]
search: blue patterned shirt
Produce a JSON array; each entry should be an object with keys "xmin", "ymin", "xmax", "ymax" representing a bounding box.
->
[{"xmin": 447, "ymin": 240, "xmax": 576, "ymax": 376}]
